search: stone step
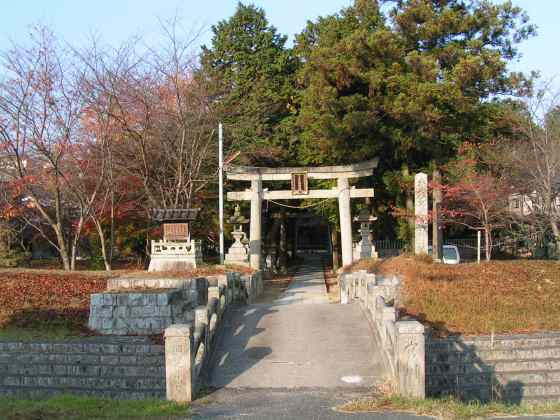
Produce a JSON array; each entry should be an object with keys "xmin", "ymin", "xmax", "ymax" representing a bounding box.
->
[
  {"xmin": 1, "ymin": 374, "xmax": 165, "ymax": 390},
  {"xmin": 429, "ymin": 370, "xmax": 560, "ymax": 388},
  {"xmin": 429, "ymin": 346, "xmax": 560, "ymax": 364},
  {"xmin": 0, "ymin": 386, "xmax": 165, "ymax": 400},
  {"xmin": 429, "ymin": 335, "xmax": 560, "ymax": 352},
  {"xmin": 429, "ymin": 357, "xmax": 560, "ymax": 375},
  {"xmin": 0, "ymin": 342, "xmax": 164, "ymax": 355},
  {"xmin": 0, "ymin": 353, "xmax": 164, "ymax": 366},
  {"xmin": 0, "ymin": 363, "xmax": 165, "ymax": 378}
]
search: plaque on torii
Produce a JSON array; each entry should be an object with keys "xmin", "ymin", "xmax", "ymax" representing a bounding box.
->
[
  {"xmin": 225, "ymin": 159, "xmax": 379, "ymax": 269},
  {"xmin": 148, "ymin": 208, "xmax": 203, "ymax": 272}
]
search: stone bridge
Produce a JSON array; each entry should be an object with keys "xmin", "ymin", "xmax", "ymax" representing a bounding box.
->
[{"xmin": 204, "ymin": 255, "xmax": 387, "ymax": 390}]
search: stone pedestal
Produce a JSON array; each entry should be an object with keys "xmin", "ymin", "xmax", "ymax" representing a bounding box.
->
[
  {"xmin": 353, "ymin": 226, "xmax": 378, "ymax": 261},
  {"xmin": 225, "ymin": 229, "xmax": 250, "ymax": 266},
  {"xmin": 148, "ymin": 239, "xmax": 202, "ymax": 272}
]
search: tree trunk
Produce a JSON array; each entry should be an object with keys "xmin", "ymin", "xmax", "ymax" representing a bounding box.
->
[
  {"xmin": 331, "ymin": 228, "xmax": 340, "ymax": 272},
  {"xmin": 94, "ymin": 219, "xmax": 111, "ymax": 271},
  {"xmin": 551, "ymin": 221, "xmax": 560, "ymax": 260},
  {"xmin": 278, "ymin": 212, "xmax": 288, "ymax": 274},
  {"xmin": 402, "ymin": 165, "xmax": 415, "ymax": 248},
  {"xmin": 485, "ymin": 228, "xmax": 492, "ymax": 261},
  {"xmin": 55, "ymin": 228, "xmax": 71, "ymax": 271},
  {"xmin": 70, "ymin": 217, "xmax": 85, "ymax": 271}
]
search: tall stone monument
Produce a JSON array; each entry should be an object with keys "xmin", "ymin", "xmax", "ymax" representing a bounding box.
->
[{"xmin": 414, "ymin": 173, "xmax": 429, "ymax": 255}]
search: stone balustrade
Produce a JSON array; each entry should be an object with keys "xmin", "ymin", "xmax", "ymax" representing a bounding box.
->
[
  {"xmin": 339, "ymin": 270, "xmax": 425, "ymax": 398},
  {"xmin": 165, "ymin": 272, "xmax": 257, "ymax": 402}
]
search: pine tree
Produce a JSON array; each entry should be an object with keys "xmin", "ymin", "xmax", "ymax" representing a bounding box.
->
[{"xmin": 199, "ymin": 2, "xmax": 296, "ymax": 165}]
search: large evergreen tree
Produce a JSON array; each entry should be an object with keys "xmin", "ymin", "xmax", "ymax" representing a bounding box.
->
[
  {"xmin": 293, "ymin": 0, "xmax": 534, "ymax": 241},
  {"xmin": 294, "ymin": 0, "xmax": 535, "ymax": 169},
  {"xmin": 199, "ymin": 2, "xmax": 296, "ymax": 165}
]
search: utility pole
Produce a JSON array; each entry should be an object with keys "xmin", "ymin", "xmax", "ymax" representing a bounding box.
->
[
  {"xmin": 477, "ymin": 230, "xmax": 481, "ymax": 264},
  {"xmin": 219, "ymin": 123, "xmax": 224, "ymax": 265},
  {"xmin": 432, "ymin": 169, "xmax": 443, "ymax": 261}
]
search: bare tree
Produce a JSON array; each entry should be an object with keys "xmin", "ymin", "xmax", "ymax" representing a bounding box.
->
[
  {"xmin": 505, "ymin": 85, "xmax": 560, "ymax": 256},
  {"xmin": 0, "ymin": 26, "xmax": 85, "ymax": 270}
]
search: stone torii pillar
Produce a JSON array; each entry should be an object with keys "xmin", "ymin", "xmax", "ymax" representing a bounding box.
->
[
  {"xmin": 250, "ymin": 179, "xmax": 263, "ymax": 270},
  {"xmin": 338, "ymin": 178, "xmax": 353, "ymax": 267}
]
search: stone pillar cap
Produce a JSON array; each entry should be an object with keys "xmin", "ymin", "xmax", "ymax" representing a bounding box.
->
[
  {"xmin": 165, "ymin": 323, "xmax": 193, "ymax": 337},
  {"xmin": 396, "ymin": 320, "xmax": 425, "ymax": 334}
]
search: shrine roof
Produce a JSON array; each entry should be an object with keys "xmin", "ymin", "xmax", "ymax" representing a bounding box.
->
[{"xmin": 150, "ymin": 208, "xmax": 200, "ymax": 222}]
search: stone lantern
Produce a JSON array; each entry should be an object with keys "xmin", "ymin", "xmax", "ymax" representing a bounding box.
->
[
  {"xmin": 225, "ymin": 205, "xmax": 250, "ymax": 266},
  {"xmin": 353, "ymin": 208, "xmax": 378, "ymax": 261}
]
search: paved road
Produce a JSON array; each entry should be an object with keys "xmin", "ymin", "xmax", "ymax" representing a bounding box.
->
[
  {"xmin": 192, "ymin": 388, "xmax": 432, "ymax": 420},
  {"xmin": 195, "ymin": 256, "xmax": 392, "ymax": 418},
  {"xmin": 206, "ymin": 256, "xmax": 387, "ymax": 389}
]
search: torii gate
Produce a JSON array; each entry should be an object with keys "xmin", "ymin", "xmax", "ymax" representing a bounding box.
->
[{"xmin": 226, "ymin": 159, "xmax": 379, "ymax": 269}]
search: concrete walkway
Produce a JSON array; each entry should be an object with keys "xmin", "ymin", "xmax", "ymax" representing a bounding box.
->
[{"xmin": 206, "ymin": 255, "xmax": 387, "ymax": 389}]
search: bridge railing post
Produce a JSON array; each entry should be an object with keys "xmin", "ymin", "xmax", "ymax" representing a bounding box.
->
[{"xmin": 165, "ymin": 323, "xmax": 193, "ymax": 403}]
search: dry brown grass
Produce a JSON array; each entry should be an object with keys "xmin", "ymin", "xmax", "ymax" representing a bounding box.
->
[{"xmin": 351, "ymin": 256, "xmax": 560, "ymax": 336}]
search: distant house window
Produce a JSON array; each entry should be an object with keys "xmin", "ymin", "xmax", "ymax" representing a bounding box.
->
[{"xmin": 292, "ymin": 173, "xmax": 309, "ymax": 195}]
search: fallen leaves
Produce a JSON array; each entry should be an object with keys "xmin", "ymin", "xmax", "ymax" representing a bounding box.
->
[{"xmin": 0, "ymin": 272, "xmax": 108, "ymax": 335}]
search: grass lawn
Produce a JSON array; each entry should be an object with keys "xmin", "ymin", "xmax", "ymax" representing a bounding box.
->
[
  {"xmin": 350, "ymin": 256, "xmax": 560, "ymax": 336},
  {"xmin": 0, "ymin": 395, "xmax": 189, "ymax": 419},
  {"xmin": 338, "ymin": 395, "xmax": 560, "ymax": 420}
]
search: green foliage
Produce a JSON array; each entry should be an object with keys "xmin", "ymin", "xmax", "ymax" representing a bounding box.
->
[
  {"xmin": 199, "ymin": 2, "xmax": 297, "ymax": 165},
  {"xmin": 294, "ymin": 0, "xmax": 535, "ymax": 170},
  {"xmin": 289, "ymin": 0, "xmax": 534, "ymax": 239}
]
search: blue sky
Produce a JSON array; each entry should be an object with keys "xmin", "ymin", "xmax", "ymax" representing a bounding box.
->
[{"xmin": 1, "ymin": 1, "xmax": 558, "ymax": 84}]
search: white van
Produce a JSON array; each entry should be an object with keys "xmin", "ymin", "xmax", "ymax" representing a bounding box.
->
[{"xmin": 428, "ymin": 245, "xmax": 461, "ymax": 264}]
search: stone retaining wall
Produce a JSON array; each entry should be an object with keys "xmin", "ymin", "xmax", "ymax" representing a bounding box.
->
[
  {"xmin": 1, "ymin": 270, "xmax": 264, "ymax": 401},
  {"xmin": 428, "ymin": 333, "xmax": 560, "ymax": 403},
  {"xmin": 0, "ymin": 338, "xmax": 165, "ymax": 400},
  {"xmin": 88, "ymin": 289, "xmax": 196, "ymax": 336}
]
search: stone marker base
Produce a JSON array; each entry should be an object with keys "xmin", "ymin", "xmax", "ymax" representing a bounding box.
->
[
  {"xmin": 148, "ymin": 240, "xmax": 202, "ymax": 272},
  {"xmin": 148, "ymin": 254, "xmax": 201, "ymax": 272}
]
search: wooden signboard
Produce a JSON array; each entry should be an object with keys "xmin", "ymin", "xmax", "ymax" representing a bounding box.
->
[
  {"xmin": 163, "ymin": 223, "xmax": 189, "ymax": 241},
  {"xmin": 291, "ymin": 173, "xmax": 309, "ymax": 195}
]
